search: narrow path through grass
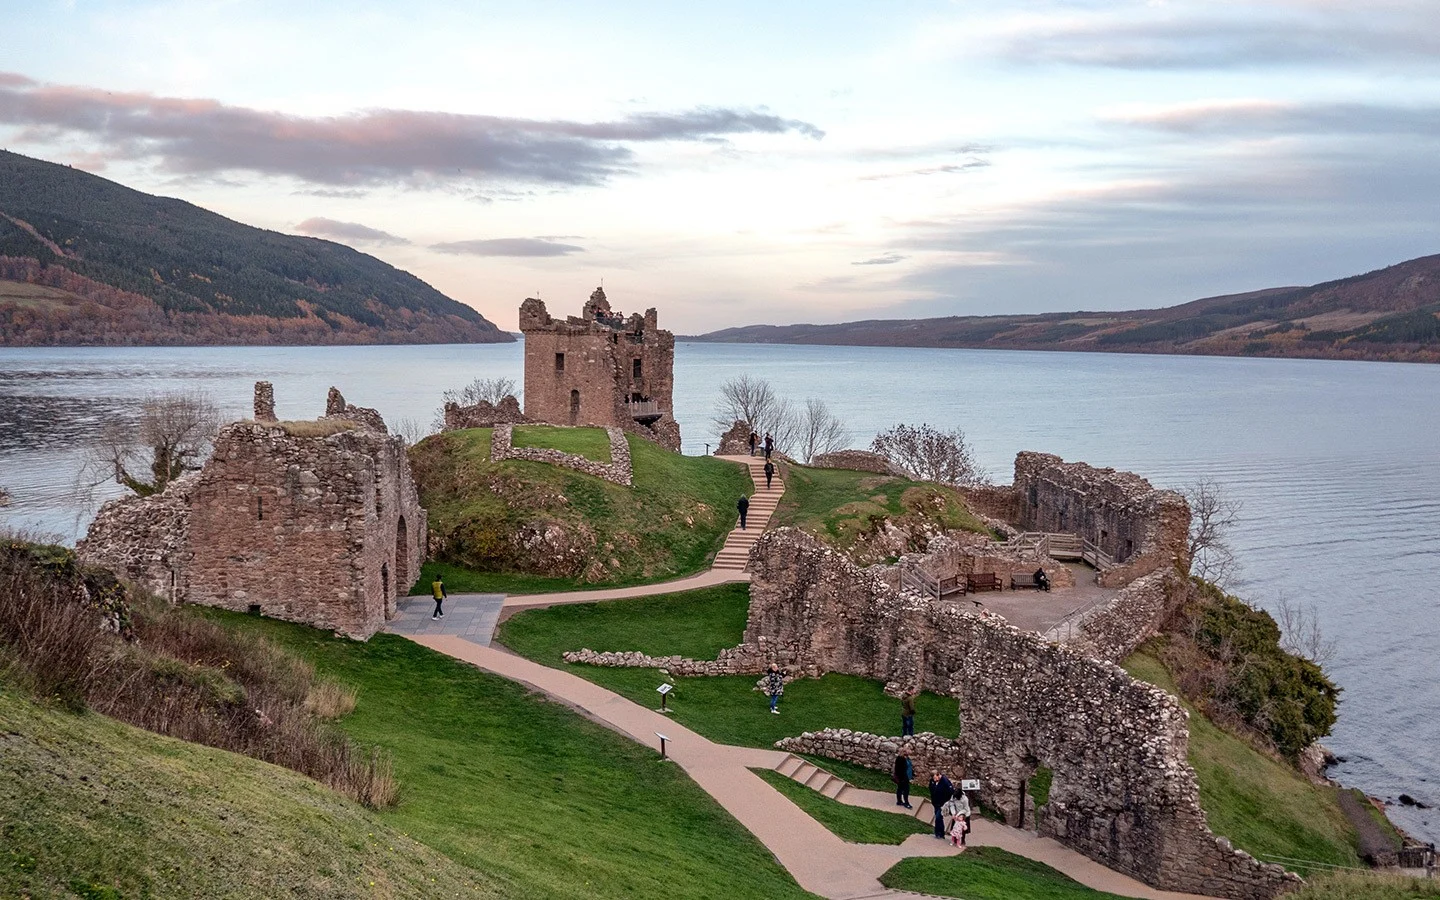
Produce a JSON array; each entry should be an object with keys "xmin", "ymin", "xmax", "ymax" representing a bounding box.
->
[
  {"xmin": 880, "ymin": 848, "xmax": 1134, "ymax": 900},
  {"xmin": 752, "ymin": 769, "xmax": 929, "ymax": 845}
]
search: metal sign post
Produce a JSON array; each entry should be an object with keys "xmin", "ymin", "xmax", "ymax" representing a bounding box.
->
[
  {"xmin": 656, "ymin": 682, "xmax": 673, "ymax": 713},
  {"xmin": 655, "ymin": 732, "xmax": 670, "ymax": 760}
]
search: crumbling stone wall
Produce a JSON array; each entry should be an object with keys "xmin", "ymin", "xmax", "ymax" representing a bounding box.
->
[
  {"xmin": 562, "ymin": 644, "xmax": 766, "ymax": 676},
  {"xmin": 906, "ymin": 531, "xmax": 1075, "ymax": 591},
  {"xmin": 1049, "ymin": 568, "xmax": 1187, "ymax": 663},
  {"xmin": 1013, "ymin": 452, "xmax": 1190, "ymax": 587},
  {"xmin": 443, "ymin": 395, "xmax": 529, "ymax": 431},
  {"xmin": 744, "ymin": 528, "xmax": 1296, "ymax": 900},
  {"xmin": 956, "ymin": 483, "xmax": 1021, "ymax": 525},
  {"xmin": 715, "ymin": 419, "xmax": 753, "ymax": 455},
  {"xmin": 775, "ymin": 730, "xmax": 964, "ymax": 787},
  {"xmin": 518, "ymin": 288, "xmax": 680, "ymax": 451},
  {"xmin": 491, "ymin": 424, "xmax": 633, "ymax": 486},
  {"xmin": 810, "ymin": 449, "xmax": 907, "ymax": 476},
  {"xmin": 324, "ymin": 387, "xmax": 388, "ymax": 434},
  {"xmin": 80, "ymin": 385, "xmax": 426, "ymax": 640}
]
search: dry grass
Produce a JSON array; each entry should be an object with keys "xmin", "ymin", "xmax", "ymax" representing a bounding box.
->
[
  {"xmin": 0, "ymin": 541, "xmax": 396, "ymax": 808},
  {"xmin": 1288, "ymin": 871, "xmax": 1440, "ymax": 900},
  {"xmin": 274, "ymin": 418, "xmax": 357, "ymax": 437}
]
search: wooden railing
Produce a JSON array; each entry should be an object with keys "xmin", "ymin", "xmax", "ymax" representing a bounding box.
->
[
  {"xmin": 627, "ymin": 400, "xmax": 661, "ymax": 420},
  {"xmin": 1082, "ymin": 538, "xmax": 1115, "ymax": 571},
  {"xmin": 1010, "ymin": 531, "xmax": 1113, "ymax": 570}
]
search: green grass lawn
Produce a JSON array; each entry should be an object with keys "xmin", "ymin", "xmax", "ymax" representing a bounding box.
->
[
  {"xmin": 496, "ymin": 587, "xmax": 960, "ymax": 750},
  {"xmin": 0, "ymin": 684, "xmax": 501, "ymax": 900},
  {"xmin": 1123, "ymin": 645, "xmax": 1361, "ymax": 873},
  {"xmin": 797, "ymin": 754, "xmax": 900, "ymax": 792},
  {"xmin": 510, "ymin": 425, "xmax": 612, "ymax": 462},
  {"xmin": 774, "ymin": 464, "xmax": 989, "ymax": 552},
  {"xmin": 752, "ymin": 769, "xmax": 930, "ymax": 845},
  {"xmin": 410, "ymin": 429, "xmax": 750, "ymax": 594},
  {"xmin": 196, "ymin": 609, "xmax": 816, "ymax": 900},
  {"xmin": 880, "ymin": 848, "xmax": 1135, "ymax": 900}
]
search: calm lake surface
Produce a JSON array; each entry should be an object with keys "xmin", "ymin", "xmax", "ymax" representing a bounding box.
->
[{"xmin": 1, "ymin": 341, "xmax": 1437, "ymax": 842}]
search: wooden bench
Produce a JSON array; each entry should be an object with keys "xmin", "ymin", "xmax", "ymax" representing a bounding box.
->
[
  {"xmin": 1009, "ymin": 571, "xmax": 1050, "ymax": 591},
  {"xmin": 937, "ymin": 575, "xmax": 966, "ymax": 599},
  {"xmin": 965, "ymin": 572, "xmax": 1002, "ymax": 593}
]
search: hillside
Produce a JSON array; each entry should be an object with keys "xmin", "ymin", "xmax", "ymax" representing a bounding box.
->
[
  {"xmin": 691, "ymin": 254, "xmax": 1440, "ymax": 363},
  {"xmin": 0, "ymin": 150, "xmax": 512, "ymax": 346}
]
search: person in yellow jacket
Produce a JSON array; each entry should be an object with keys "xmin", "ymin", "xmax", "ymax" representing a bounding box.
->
[{"xmin": 431, "ymin": 575, "xmax": 447, "ymax": 619}]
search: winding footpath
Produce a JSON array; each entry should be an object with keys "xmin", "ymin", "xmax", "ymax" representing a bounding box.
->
[{"xmin": 392, "ymin": 453, "xmax": 1219, "ymax": 900}]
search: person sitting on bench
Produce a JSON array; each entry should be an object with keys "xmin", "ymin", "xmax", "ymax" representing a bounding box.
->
[{"xmin": 1034, "ymin": 567, "xmax": 1051, "ymax": 592}]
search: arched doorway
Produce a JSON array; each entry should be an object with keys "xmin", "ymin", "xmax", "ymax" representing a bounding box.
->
[
  {"xmin": 395, "ymin": 516, "xmax": 409, "ymax": 591},
  {"xmin": 569, "ymin": 389, "xmax": 580, "ymax": 425}
]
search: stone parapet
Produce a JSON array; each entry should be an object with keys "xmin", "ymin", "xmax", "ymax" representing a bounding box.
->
[
  {"xmin": 1050, "ymin": 567, "xmax": 1187, "ymax": 663},
  {"xmin": 810, "ymin": 449, "xmax": 907, "ymax": 476},
  {"xmin": 491, "ymin": 424, "xmax": 633, "ymax": 486},
  {"xmin": 443, "ymin": 395, "xmax": 529, "ymax": 431}
]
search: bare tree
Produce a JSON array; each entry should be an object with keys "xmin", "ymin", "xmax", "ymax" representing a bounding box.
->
[
  {"xmin": 712, "ymin": 374, "xmax": 787, "ymax": 440},
  {"xmin": 1183, "ymin": 479, "xmax": 1242, "ymax": 587},
  {"xmin": 87, "ymin": 391, "xmax": 221, "ymax": 497},
  {"xmin": 1271, "ymin": 594, "xmax": 1337, "ymax": 665},
  {"xmin": 870, "ymin": 423, "xmax": 987, "ymax": 485},
  {"xmin": 444, "ymin": 376, "xmax": 520, "ymax": 408},
  {"xmin": 792, "ymin": 398, "xmax": 848, "ymax": 464},
  {"xmin": 391, "ymin": 417, "xmax": 430, "ymax": 446}
]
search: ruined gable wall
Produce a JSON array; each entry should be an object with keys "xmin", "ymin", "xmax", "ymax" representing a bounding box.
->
[
  {"xmin": 1053, "ymin": 568, "xmax": 1187, "ymax": 663},
  {"xmin": 1015, "ymin": 452, "xmax": 1190, "ymax": 588},
  {"xmin": 77, "ymin": 473, "xmax": 198, "ymax": 603},
  {"xmin": 746, "ymin": 528, "xmax": 1295, "ymax": 900}
]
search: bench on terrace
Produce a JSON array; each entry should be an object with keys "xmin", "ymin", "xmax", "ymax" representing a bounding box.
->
[
  {"xmin": 966, "ymin": 572, "xmax": 1002, "ymax": 593},
  {"xmin": 1009, "ymin": 571, "xmax": 1050, "ymax": 592}
]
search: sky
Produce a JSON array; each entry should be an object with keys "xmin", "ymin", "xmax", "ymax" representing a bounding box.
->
[{"xmin": 2, "ymin": 0, "xmax": 1438, "ymax": 333}]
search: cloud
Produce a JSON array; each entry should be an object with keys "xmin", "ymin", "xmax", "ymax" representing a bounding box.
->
[
  {"xmin": 852, "ymin": 253, "xmax": 907, "ymax": 266},
  {"xmin": 1108, "ymin": 99, "xmax": 1440, "ymax": 138},
  {"xmin": 988, "ymin": 5, "xmax": 1440, "ymax": 70},
  {"xmin": 430, "ymin": 237, "xmax": 585, "ymax": 257},
  {"xmin": 858, "ymin": 160, "xmax": 990, "ymax": 181},
  {"xmin": 295, "ymin": 217, "xmax": 409, "ymax": 245},
  {"xmin": 0, "ymin": 71, "xmax": 823, "ymax": 187}
]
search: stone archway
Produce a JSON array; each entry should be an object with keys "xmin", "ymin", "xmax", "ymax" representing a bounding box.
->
[{"xmin": 395, "ymin": 515, "xmax": 409, "ymax": 591}]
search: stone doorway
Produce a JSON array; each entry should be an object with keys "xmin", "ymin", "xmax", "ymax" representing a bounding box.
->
[
  {"xmin": 395, "ymin": 516, "xmax": 409, "ymax": 592},
  {"xmin": 381, "ymin": 562, "xmax": 390, "ymax": 602},
  {"xmin": 569, "ymin": 389, "xmax": 580, "ymax": 425}
]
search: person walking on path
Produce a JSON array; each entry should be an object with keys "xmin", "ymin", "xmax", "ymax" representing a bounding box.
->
[
  {"xmin": 892, "ymin": 747, "xmax": 914, "ymax": 809},
  {"xmin": 763, "ymin": 432, "xmax": 774, "ymax": 460},
  {"xmin": 763, "ymin": 459, "xmax": 775, "ymax": 489},
  {"xmin": 942, "ymin": 790, "xmax": 971, "ymax": 849},
  {"xmin": 748, "ymin": 430, "xmax": 758, "ymax": 457},
  {"xmin": 431, "ymin": 574, "xmax": 447, "ymax": 619},
  {"xmin": 737, "ymin": 494, "xmax": 750, "ymax": 530},
  {"xmin": 764, "ymin": 664, "xmax": 785, "ymax": 714},
  {"xmin": 929, "ymin": 771, "xmax": 954, "ymax": 838},
  {"xmin": 901, "ymin": 691, "xmax": 917, "ymax": 736}
]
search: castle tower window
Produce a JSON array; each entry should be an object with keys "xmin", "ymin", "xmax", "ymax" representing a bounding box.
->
[
  {"xmin": 632, "ymin": 358, "xmax": 643, "ymax": 380},
  {"xmin": 555, "ymin": 352, "xmax": 565, "ymax": 373}
]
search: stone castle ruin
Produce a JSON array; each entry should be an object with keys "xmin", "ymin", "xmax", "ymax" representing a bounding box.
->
[
  {"xmin": 518, "ymin": 287, "xmax": 681, "ymax": 451},
  {"xmin": 79, "ymin": 383, "xmax": 426, "ymax": 639}
]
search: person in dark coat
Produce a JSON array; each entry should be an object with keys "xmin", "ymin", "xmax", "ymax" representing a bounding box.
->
[
  {"xmin": 928, "ymin": 771, "xmax": 954, "ymax": 838},
  {"xmin": 748, "ymin": 431, "xmax": 758, "ymax": 457},
  {"xmin": 892, "ymin": 747, "xmax": 913, "ymax": 808},
  {"xmin": 763, "ymin": 459, "xmax": 775, "ymax": 489},
  {"xmin": 764, "ymin": 663, "xmax": 785, "ymax": 713},
  {"xmin": 901, "ymin": 691, "xmax": 916, "ymax": 736},
  {"xmin": 737, "ymin": 495, "xmax": 750, "ymax": 530},
  {"xmin": 763, "ymin": 432, "xmax": 774, "ymax": 459},
  {"xmin": 1034, "ymin": 567, "xmax": 1050, "ymax": 591}
]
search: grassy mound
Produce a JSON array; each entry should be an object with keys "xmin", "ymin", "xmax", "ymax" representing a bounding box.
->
[
  {"xmin": 880, "ymin": 847, "xmax": 1133, "ymax": 900},
  {"xmin": 411, "ymin": 428, "xmax": 750, "ymax": 594},
  {"xmin": 1124, "ymin": 647, "xmax": 1361, "ymax": 873},
  {"xmin": 202, "ymin": 610, "xmax": 814, "ymax": 900},
  {"xmin": 752, "ymin": 769, "xmax": 930, "ymax": 845},
  {"xmin": 0, "ymin": 686, "xmax": 498, "ymax": 900},
  {"xmin": 774, "ymin": 464, "xmax": 989, "ymax": 558},
  {"xmin": 510, "ymin": 424, "xmax": 612, "ymax": 461},
  {"xmin": 497, "ymin": 586, "xmax": 960, "ymax": 749}
]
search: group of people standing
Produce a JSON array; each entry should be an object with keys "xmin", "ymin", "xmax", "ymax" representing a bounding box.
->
[
  {"xmin": 737, "ymin": 431, "xmax": 777, "ymax": 530},
  {"xmin": 892, "ymin": 749, "xmax": 972, "ymax": 848}
]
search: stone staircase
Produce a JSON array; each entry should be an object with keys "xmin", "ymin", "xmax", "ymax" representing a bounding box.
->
[
  {"xmin": 712, "ymin": 456, "xmax": 784, "ymax": 572},
  {"xmin": 772, "ymin": 753, "xmax": 935, "ymax": 826}
]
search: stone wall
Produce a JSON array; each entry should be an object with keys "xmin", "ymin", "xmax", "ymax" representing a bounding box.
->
[
  {"xmin": 715, "ymin": 419, "xmax": 753, "ymax": 456},
  {"xmin": 442, "ymin": 395, "xmax": 529, "ymax": 431},
  {"xmin": 80, "ymin": 385, "xmax": 427, "ymax": 640},
  {"xmin": 324, "ymin": 387, "xmax": 388, "ymax": 434},
  {"xmin": 956, "ymin": 483, "xmax": 1021, "ymax": 525},
  {"xmin": 905, "ymin": 531, "xmax": 1076, "ymax": 591},
  {"xmin": 1050, "ymin": 567, "xmax": 1188, "ymax": 663},
  {"xmin": 810, "ymin": 449, "xmax": 907, "ymax": 476},
  {"xmin": 1013, "ymin": 452, "xmax": 1190, "ymax": 588},
  {"xmin": 744, "ymin": 528, "xmax": 1296, "ymax": 900},
  {"xmin": 562, "ymin": 643, "xmax": 767, "ymax": 677},
  {"xmin": 491, "ymin": 424, "xmax": 633, "ymax": 486},
  {"xmin": 775, "ymin": 730, "xmax": 965, "ymax": 786},
  {"xmin": 518, "ymin": 289, "xmax": 679, "ymax": 451}
]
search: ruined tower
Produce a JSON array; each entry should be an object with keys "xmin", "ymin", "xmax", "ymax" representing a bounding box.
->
[{"xmin": 518, "ymin": 287, "xmax": 680, "ymax": 450}]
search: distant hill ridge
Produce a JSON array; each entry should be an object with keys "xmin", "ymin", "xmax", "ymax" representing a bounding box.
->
[
  {"xmin": 0, "ymin": 150, "xmax": 511, "ymax": 346},
  {"xmin": 690, "ymin": 254, "xmax": 1440, "ymax": 363}
]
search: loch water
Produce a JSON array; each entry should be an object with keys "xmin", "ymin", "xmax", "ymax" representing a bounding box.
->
[{"xmin": 1, "ymin": 341, "xmax": 1437, "ymax": 843}]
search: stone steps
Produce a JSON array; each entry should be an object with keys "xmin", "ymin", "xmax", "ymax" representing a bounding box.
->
[
  {"xmin": 772, "ymin": 753, "xmax": 936, "ymax": 825},
  {"xmin": 710, "ymin": 456, "xmax": 785, "ymax": 571}
]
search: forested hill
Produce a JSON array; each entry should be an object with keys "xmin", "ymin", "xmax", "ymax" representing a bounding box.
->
[
  {"xmin": 690, "ymin": 254, "xmax": 1440, "ymax": 364},
  {"xmin": 0, "ymin": 151, "xmax": 511, "ymax": 346}
]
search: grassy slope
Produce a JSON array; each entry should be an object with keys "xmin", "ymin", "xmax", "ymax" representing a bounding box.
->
[
  {"xmin": 412, "ymin": 429, "xmax": 749, "ymax": 594},
  {"xmin": 497, "ymin": 586, "xmax": 960, "ymax": 749},
  {"xmin": 1288, "ymin": 871, "xmax": 1440, "ymax": 900},
  {"xmin": 510, "ymin": 425, "xmax": 612, "ymax": 462},
  {"xmin": 202, "ymin": 610, "xmax": 815, "ymax": 900},
  {"xmin": 1123, "ymin": 647, "xmax": 1361, "ymax": 872},
  {"xmin": 774, "ymin": 464, "xmax": 989, "ymax": 553},
  {"xmin": 880, "ymin": 848, "xmax": 1134, "ymax": 900},
  {"xmin": 0, "ymin": 685, "xmax": 499, "ymax": 900},
  {"xmin": 752, "ymin": 769, "xmax": 930, "ymax": 845}
]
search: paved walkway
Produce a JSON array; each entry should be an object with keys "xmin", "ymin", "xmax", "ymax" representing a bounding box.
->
[
  {"xmin": 404, "ymin": 633, "xmax": 1218, "ymax": 900},
  {"xmin": 389, "ymin": 593, "xmax": 505, "ymax": 644}
]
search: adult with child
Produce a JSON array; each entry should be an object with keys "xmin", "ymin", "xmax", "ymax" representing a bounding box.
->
[
  {"xmin": 763, "ymin": 663, "xmax": 786, "ymax": 714},
  {"xmin": 928, "ymin": 770, "xmax": 954, "ymax": 838},
  {"xmin": 942, "ymin": 789, "xmax": 972, "ymax": 849},
  {"xmin": 892, "ymin": 747, "xmax": 914, "ymax": 809}
]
